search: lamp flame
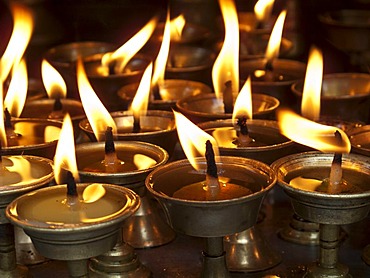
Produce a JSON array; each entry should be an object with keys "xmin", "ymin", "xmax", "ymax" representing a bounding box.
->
[
  {"xmin": 77, "ymin": 58, "xmax": 117, "ymax": 141},
  {"xmin": 277, "ymin": 109, "xmax": 351, "ymax": 153},
  {"xmin": 254, "ymin": 0, "xmax": 275, "ymax": 23},
  {"xmin": 0, "ymin": 76, "xmax": 6, "ymax": 147},
  {"xmin": 265, "ymin": 10, "xmax": 286, "ymax": 63},
  {"xmin": 1, "ymin": 3, "xmax": 33, "ymax": 82},
  {"xmin": 130, "ymin": 63, "xmax": 152, "ymax": 120},
  {"xmin": 174, "ymin": 110, "xmax": 219, "ymax": 171},
  {"xmin": 232, "ymin": 76, "xmax": 253, "ymax": 122},
  {"xmin": 212, "ymin": 0, "xmax": 239, "ymax": 99},
  {"xmin": 152, "ymin": 11, "xmax": 171, "ymax": 88},
  {"xmin": 301, "ymin": 46, "xmax": 323, "ymax": 121},
  {"xmin": 4, "ymin": 58, "xmax": 27, "ymax": 117},
  {"xmin": 170, "ymin": 14, "xmax": 186, "ymax": 40},
  {"xmin": 53, "ymin": 114, "xmax": 79, "ymax": 184},
  {"xmin": 41, "ymin": 59, "xmax": 67, "ymax": 99},
  {"xmin": 101, "ymin": 17, "xmax": 157, "ymax": 74}
]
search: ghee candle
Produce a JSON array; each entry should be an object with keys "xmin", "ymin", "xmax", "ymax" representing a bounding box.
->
[
  {"xmin": 79, "ymin": 110, "xmax": 177, "ymax": 157},
  {"xmin": 273, "ymin": 152, "xmax": 370, "ymax": 195},
  {"xmin": 203, "ymin": 126, "xmax": 284, "ymax": 148},
  {"xmin": 117, "ymin": 79, "xmax": 211, "ymax": 111},
  {"xmin": 77, "ymin": 148, "xmax": 157, "ymax": 173},
  {"xmin": 198, "ymin": 119, "xmax": 295, "ymax": 165},
  {"xmin": 252, "ymin": 69, "xmax": 297, "ymax": 82},
  {"xmin": 176, "ymin": 93, "xmax": 279, "ymax": 124},
  {"xmin": 7, "ymin": 184, "xmax": 139, "ymax": 227},
  {"xmin": 173, "ymin": 177, "xmax": 257, "ymax": 201},
  {"xmin": 20, "ymin": 99, "xmax": 85, "ymax": 122},
  {"xmin": 6, "ymin": 120, "xmax": 61, "ymax": 147},
  {"xmin": 146, "ymin": 156, "xmax": 276, "ymax": 237},
  {"xmin": 288, "ymin": 167, "xmax": 368, "ymax": 194},
  {"xmin": 80, "ymin": 111, "xmax": 175, "ymax": 136},
  {"xmin": 152, "ymin": 160, "xmax": 266, "ymax": 201},
  {"xmin": 1, "ymin": 155, "xmax": 54, "ymax": 190}
]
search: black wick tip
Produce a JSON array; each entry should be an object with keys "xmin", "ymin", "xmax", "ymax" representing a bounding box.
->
[
  {"xmin": 205, "ymin": 140, "xmax": 218, "ymax": 179},
  {"xmin": 108, "ymin": 60, "xmax": 116, "ymax": 75},
  {"xmin": 4, "ymin": 108, "xmax": 12, "ymax": 128},
  {"xmin": 237, "ymin": 116, "xmax": 249, "ymax": 136},
  {"xmin": 265, "ymin": 60, "xmax": 274, "ymax": 72},
  {"xmin": 152, "ymin": 83, "xmax": 162, "ymax": 101},
  {"xmin": 105, "ymin": 126, "xmax": 116, "ymax": 154},
  {"xmin": 223, "ymin": 80, "xmax": 233, "ymax": 114},
  {"xmin": 66, "ymin": 171, "xmax": 78, "ymax": 196},
  {"xmin": 333, "ymin": 130, "xmax": 343, "ymax": 164},
  {"xmin": 53, "ymin": 97, "xmax": 63, "ymax": 111}
]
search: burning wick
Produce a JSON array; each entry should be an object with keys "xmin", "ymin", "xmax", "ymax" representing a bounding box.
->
[
  {"xmin": 66, "ymin": 170, "xmax": 79, "ymax": 210},
  {"xmin": 132, "ymin": 114, "xmax": 141, "ymax": 133},
  {"xmin": 328, "ymin": 130, "xmax": 343, "ymax": 194},
  {"xmin": 108, "ymin": 61, "xmax": 117, "ymax": 75},
  {"xmin": 289, "ymin": 130, "xmax": 358, "ymax": 194},
  {"xmin": 255, "ymin": 20, "xmax": 265, "ymax": 30},
  {"xmin": 236, "ymin": 116, "xmax": 254, "ymax": 146},
  {"xmin": 167, "ymin": 54, "xmax": 177, "ymax": 69},
  {"xmin": 265, "ymin": 58, "xmax": 274, "ymax": 72},
  {"xmin": 48, "ymin": 97, "xmax": 64, "ymax": 119},
  {"xmin": 205, "ymin": 140, "xmax": 220, "ymax": 200},
  {"xmin": 260, "ymin": 58, "xmax": 276, "ymax": 82},
  {"xmin": 104, "ymin": 126, "xmax": 122, "ymax": 173},
  {"xmin": 223, "ymin": 81, "xmax": 234, "ymax": 114},
  {"xmin": 4, "ymin": 108, "xmax": 19, "ymax": 145},
  {"xmin": 151, "ymin": 84, "xmax": 162, "ymax": 101}
]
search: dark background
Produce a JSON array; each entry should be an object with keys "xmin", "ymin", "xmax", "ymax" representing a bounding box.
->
[{"xmin": 0, "ymin": 0, "xmax": 369, "ymax": 79}]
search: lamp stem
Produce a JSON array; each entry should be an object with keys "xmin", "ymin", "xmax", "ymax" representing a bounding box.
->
[
  {"xmin": 319, "ymin": 224, "xmax": 339, "ymax": 268},
  {"xmin": 305, "ymin": 224, "xmax": 350, "ymax": 278},
  {"xmin": 66, "ymin": 259, "xmax": 88, "ymax": 278},
  {"xmin": 202, "ymin": 237, "xmax": 230, "ymax": 278},
  {"xmin": 0, "ymin": 223, "xmax": 16, "ymax": 271},
  {"xmin": 0, "ymin": 223, "xmax": 28, "ymax": 277}
]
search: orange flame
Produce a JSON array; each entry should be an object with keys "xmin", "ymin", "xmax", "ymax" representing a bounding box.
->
[
  {"xmin": 174, "ymin": 110, "xmax": 219, "ymax": 171},
  {"xmin": 82, "ymin": 183, "xmax": 106, "ymax": 203},
  {"xmin": 1, "ymin": 3, "xmax": 33, "ymax": 82},
  {"xmin": 101, "ymin": 17, "xmax": 157, "ymax": 74},
  {"xmin": 254, "ymin": 0, "xmax": 275, "ymax": 23},
  {"xmin": 0, "ymin": 77, "xmax": 6, "ymax": 147},
  {"xmin": 41, "ymin": 59, "xmax": 67, "ymax": 99},
  {"xmin": 130, "ymin": 63, "xmax": 152, "ymax": 120},
  {"xmin": 170, "ymin": 14, "xmax": 186, "ymax": 40},
  {"xmin": 265, "ymin": 10, "xmax": 286, "ymax": 62},
  {"xmin": 212, "ymin": 0, "xmax": 239, "ymax": 99},
  {"xmin": 277, "ymin": 109, "xmax": 351, "ymax": 153},
  {"xmin": 4, "ymin": 58, "xmax": 27, "ymax": 117},
  {"xmin": 77, "ymin": 58, "xmax": 117, "ymax": 141},
  {"xmin": 232, "ymin": 76, "xmax": 253, "ymax": 122},
  {"xmin": 301, "ymin": 46, "xmax": 323, "ymax": 121},
  {"xmin": 152, "ymin": 11, "xmax": 171, "ymax": 88},
  {"xmin": 53, "ymin": 114, "xmax": 79, "ymax": 184}
]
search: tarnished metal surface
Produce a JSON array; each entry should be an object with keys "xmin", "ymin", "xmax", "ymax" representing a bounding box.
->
[{"xmin": 26, "ymin": 190, "xmax": 370, "ymax": 277}]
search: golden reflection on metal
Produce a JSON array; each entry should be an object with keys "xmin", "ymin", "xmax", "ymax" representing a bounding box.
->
[
  {"xmin": 82, "ymin": 183, "xmax": 106, "ymax": 203},
  {"xmin": 133, "ymin": 154, "xmax": 156, "ymax": 170}
]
